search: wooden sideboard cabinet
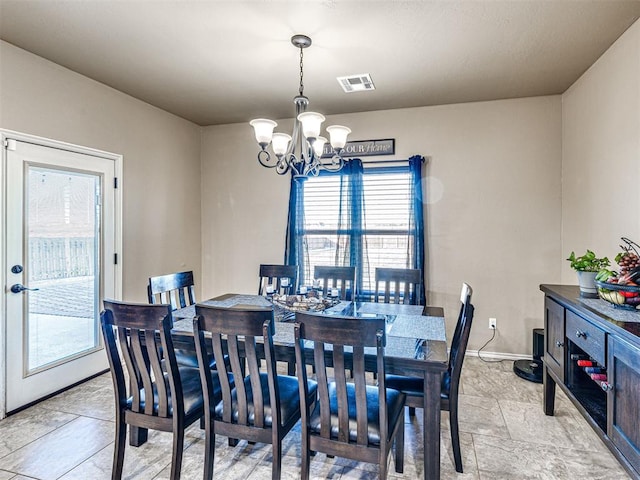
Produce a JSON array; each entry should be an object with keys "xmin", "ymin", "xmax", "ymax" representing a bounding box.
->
[{"xmin": 541, "ymin": 285, "xmax": 640, "ymax": 480}]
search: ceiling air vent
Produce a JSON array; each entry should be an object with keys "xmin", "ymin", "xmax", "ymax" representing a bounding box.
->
[{"xmin": 337, "ymin": 73, "xmax": 375, "ymax": 93}]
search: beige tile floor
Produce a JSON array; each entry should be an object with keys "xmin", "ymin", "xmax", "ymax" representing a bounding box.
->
[{"xmin": 0, "ymin": 357, "xmax": 630, "ymax": 480}]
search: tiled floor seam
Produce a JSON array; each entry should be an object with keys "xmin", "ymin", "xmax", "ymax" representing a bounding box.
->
[
  {"xmin": 0, "ymin": 411, "xmax": 80, "ymax": 461},
  {"xmin": 495, "ymin": 397, "xmax": 516, "ymax": 442}
]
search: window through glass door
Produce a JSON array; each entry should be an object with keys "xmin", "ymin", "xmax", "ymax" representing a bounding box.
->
[{"xmin": 26, "ymin": 166, "xmax": 101, "ymax": 371}]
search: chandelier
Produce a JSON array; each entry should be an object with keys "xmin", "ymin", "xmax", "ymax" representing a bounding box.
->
[{"xmin": 249, "ymin": 34, "xmax": 352, "ymax": 177}]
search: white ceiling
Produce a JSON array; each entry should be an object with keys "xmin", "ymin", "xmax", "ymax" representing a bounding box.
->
[{"xmin": 1, "ymin": 1, "xmax": 639, "ymax": 127}]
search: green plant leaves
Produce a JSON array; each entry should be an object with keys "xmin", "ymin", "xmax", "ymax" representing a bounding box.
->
[{"xmin": 567, "ymin": 250, "xmax": 610, "ymax": 272}]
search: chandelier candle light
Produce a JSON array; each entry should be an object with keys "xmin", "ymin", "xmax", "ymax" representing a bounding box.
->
[{"xmin": 250, "ymin": 34, "xmax": 352, "ymax": 177}]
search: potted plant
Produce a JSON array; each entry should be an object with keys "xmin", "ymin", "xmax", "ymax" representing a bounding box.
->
[{"xmin": 567, "ymin": 250, "xmax": 610, "ymax": 296}]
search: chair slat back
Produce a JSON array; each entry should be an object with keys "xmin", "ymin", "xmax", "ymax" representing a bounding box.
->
[
  {"xmin": 194, "ymin": 304, "xmax": 278, "ymax": 429},
  {"xmin": 258, "ymin": 264, "xmax": 297, "ymax": 295},
  {"xmin": 294, "ymin": 312, "xmax": 387, "ymax": 447},
  {"xmin": 448, "ymin": 283, "xmax": 474, "ymax": 390},
  {"xmin": 313, "ymin": 265, "xmax": 356, "ymax": 300},
  {"xmin": 148, "ymin": 271, "xmax": 196, "ymax": 310},
  {"xmin": 374, "ymin": 267, "xmax": 422, "ymax": 305},
  {"xmin": 101, "ymin": 300, "xmax": 181, "ymax": 419}
]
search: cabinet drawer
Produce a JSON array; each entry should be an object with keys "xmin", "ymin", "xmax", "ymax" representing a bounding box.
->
[{"xmin": 566, "ymin": 310, "xmax": 606, "ymax": 365}]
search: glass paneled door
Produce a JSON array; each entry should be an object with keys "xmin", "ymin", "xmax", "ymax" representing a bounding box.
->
[{"xmin": 4, "ymin": 139, "xmax": 118, "ymax": 412}]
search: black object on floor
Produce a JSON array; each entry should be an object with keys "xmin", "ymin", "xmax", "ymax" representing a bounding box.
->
[{"xmin": 513, "ymin": 328, "xmax": 544, "ymax": 383}]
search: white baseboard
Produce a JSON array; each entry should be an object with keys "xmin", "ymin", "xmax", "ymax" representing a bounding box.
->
[{"xmin": 464, "ymin": 350, "xmax": 531, "ymax": 361}]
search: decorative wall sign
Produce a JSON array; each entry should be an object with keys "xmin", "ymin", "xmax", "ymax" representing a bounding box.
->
[{"xmin": 322, "ymin": 138, "xmax": 395, "ymax": 158}]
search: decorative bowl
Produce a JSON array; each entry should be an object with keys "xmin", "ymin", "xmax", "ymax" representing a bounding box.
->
[
  {"xmin": 595, "ymin": 281, "xmax": 640, "ymax": 311},
  {"xmin": 270, "ymin": 293, "xmax": 340, "ymax": 313}
]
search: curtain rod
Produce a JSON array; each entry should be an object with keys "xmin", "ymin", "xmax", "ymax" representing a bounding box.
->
[
  {"xmin": 361, "ymin": 159, "xmax": 406, "ymax": 164},
  {"xmin": 360, "ymin": 155, "xmax": 426, "ymax": 165}
]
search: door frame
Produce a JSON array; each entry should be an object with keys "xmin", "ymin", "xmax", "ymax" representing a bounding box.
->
[{"xmin": 0, "ymin": 129, "xmax": 123, "ymax": 418}]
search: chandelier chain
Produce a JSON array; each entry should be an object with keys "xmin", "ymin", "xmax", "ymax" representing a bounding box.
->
[{"xmin": 299, "ymin": 47, "xmax": 304, "ymax": 96}]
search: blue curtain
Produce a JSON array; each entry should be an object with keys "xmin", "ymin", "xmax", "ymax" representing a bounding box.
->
[
  {"xmin": 332, "ymin": 159, "xmax": 370, "ymax": 300},
  {"xmin": 284, "ymin": 174, "xmax": 306, "ymax": 292},
  {"xmin": 409, "ymin": 155, "xmax": 426, "ymax": 304}
]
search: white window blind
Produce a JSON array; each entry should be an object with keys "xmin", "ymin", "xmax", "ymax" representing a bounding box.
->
[{"xmin": 299, "ymin": 166, "xmax": 415, "ymax": 294}]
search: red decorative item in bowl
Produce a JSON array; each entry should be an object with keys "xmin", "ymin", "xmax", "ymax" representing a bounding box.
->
[{"xmin": 595, "ymin": 281, "xmax": 640, "ymax": 311}]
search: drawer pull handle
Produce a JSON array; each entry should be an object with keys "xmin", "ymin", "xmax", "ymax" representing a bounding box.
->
[
  {"xmin": 555, "ymin": 340, "xmax": 564, "ymax": 347},
  {"xmin": 601, "ymin": 382, "xmax": 613, "ymax": 392},
  {"xmin": 575, "ymin": 330, "xmax": 587, "ymax": 339}
]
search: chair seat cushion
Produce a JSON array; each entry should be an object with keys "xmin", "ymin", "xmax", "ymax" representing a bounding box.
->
[
  {"xmin": 215, "ymin": 373, "xmax": 317, "ymax": 427},
  {"xmin": 179, "ymin": 367, "xmax": 208, "ymax": 416},
  {"xmin": 175, "ymin": 349, "xmax": 217, "ymax": 369},
  {"xmin": 127, "ymin": 368, "xmax": 225, "ymax": 417},
  {"xmin": 308, "ymin": 382, "xmax": 405, "ymax": 445},
  {"xmin": 385, "ymin": 371, "xmax": 451, "ymax": 400}
]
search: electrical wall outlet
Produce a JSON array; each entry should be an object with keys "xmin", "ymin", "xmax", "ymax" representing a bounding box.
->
[{"xmin": 489, "ymin": 317, "xmax": 497, "ymax": 329}]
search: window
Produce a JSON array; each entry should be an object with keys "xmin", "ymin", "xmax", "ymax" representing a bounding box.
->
[{"xmin": 286, "ymin": 156, "xmax": 425, "ymax": 301}]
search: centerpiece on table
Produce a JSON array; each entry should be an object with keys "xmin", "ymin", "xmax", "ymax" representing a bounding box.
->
[
  {"xmin": 595, "ymin": 237, "xmax": 640, "ymax": 311},
  {"xmin": 271, "ymin": 289, "xmax": 341, "ymax": 313},
  {"xmin": 567, "ymin": 249, "xmax": 610, "ymax": 297}
]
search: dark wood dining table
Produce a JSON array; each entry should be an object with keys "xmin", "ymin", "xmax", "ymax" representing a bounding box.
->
[{"xmin": 171, "ymin": 293, "xmax": 449, "ymax": 480}]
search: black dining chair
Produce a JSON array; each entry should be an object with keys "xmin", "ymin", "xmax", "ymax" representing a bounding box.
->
[
  {"xmin": 313, "ymin": 265, "xmax": 355, "ymax": 300},
  {"xmin": 386, "ymin": 283, "xmax": 474, "ymax": 473},
  {"xmin": 294, "ymin": 311, "xmax": 406, "ymax": 479},
  {"xmin": 148, "ymin": 271, "xmax": 216, "ymax": 370},
  {"xmin": 101, "ymin": 300, "xmax": 218, "ymax": 480},
  {"xmin": 313, "ymin": 265, "xmax": 358, "ymax": 376},
  {"xmin": 257, "ymin": 264, "xmax": 299, "ymax": 374},
  {"xmin": 193, "ymin": 304, "xmax": 316, "ymax": 480},
  {"xmin": 258, "ymin": 264, "xmax": 297, "ymax": 296},
  {"xmin": 374, "ymin": 267, "xmax": 423, "ymax": 305},
  {"xmin": 147, "ymin": 270, "xmax": 196, "ymax": 310}
]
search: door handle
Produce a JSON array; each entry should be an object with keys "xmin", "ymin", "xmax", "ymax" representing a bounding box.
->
[{"xmin": 10, "ymin": 284, "xmax": 39, "ymax": 294}]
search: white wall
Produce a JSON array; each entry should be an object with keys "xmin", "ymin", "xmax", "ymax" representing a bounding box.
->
[
  {"xmin": 562, "ymin": 20, "xmax": 640, "ymax": 281},
  {"xmin": 201, "ymin": 96, "xmax": 563, "ymax": 355},
  {"xmin": 0, "ymin": 41, "xmax": 203, "ymax": 301},
  {"xmin": 200, "ymin": 121, "xmax": 291, "ymax": 298}
]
